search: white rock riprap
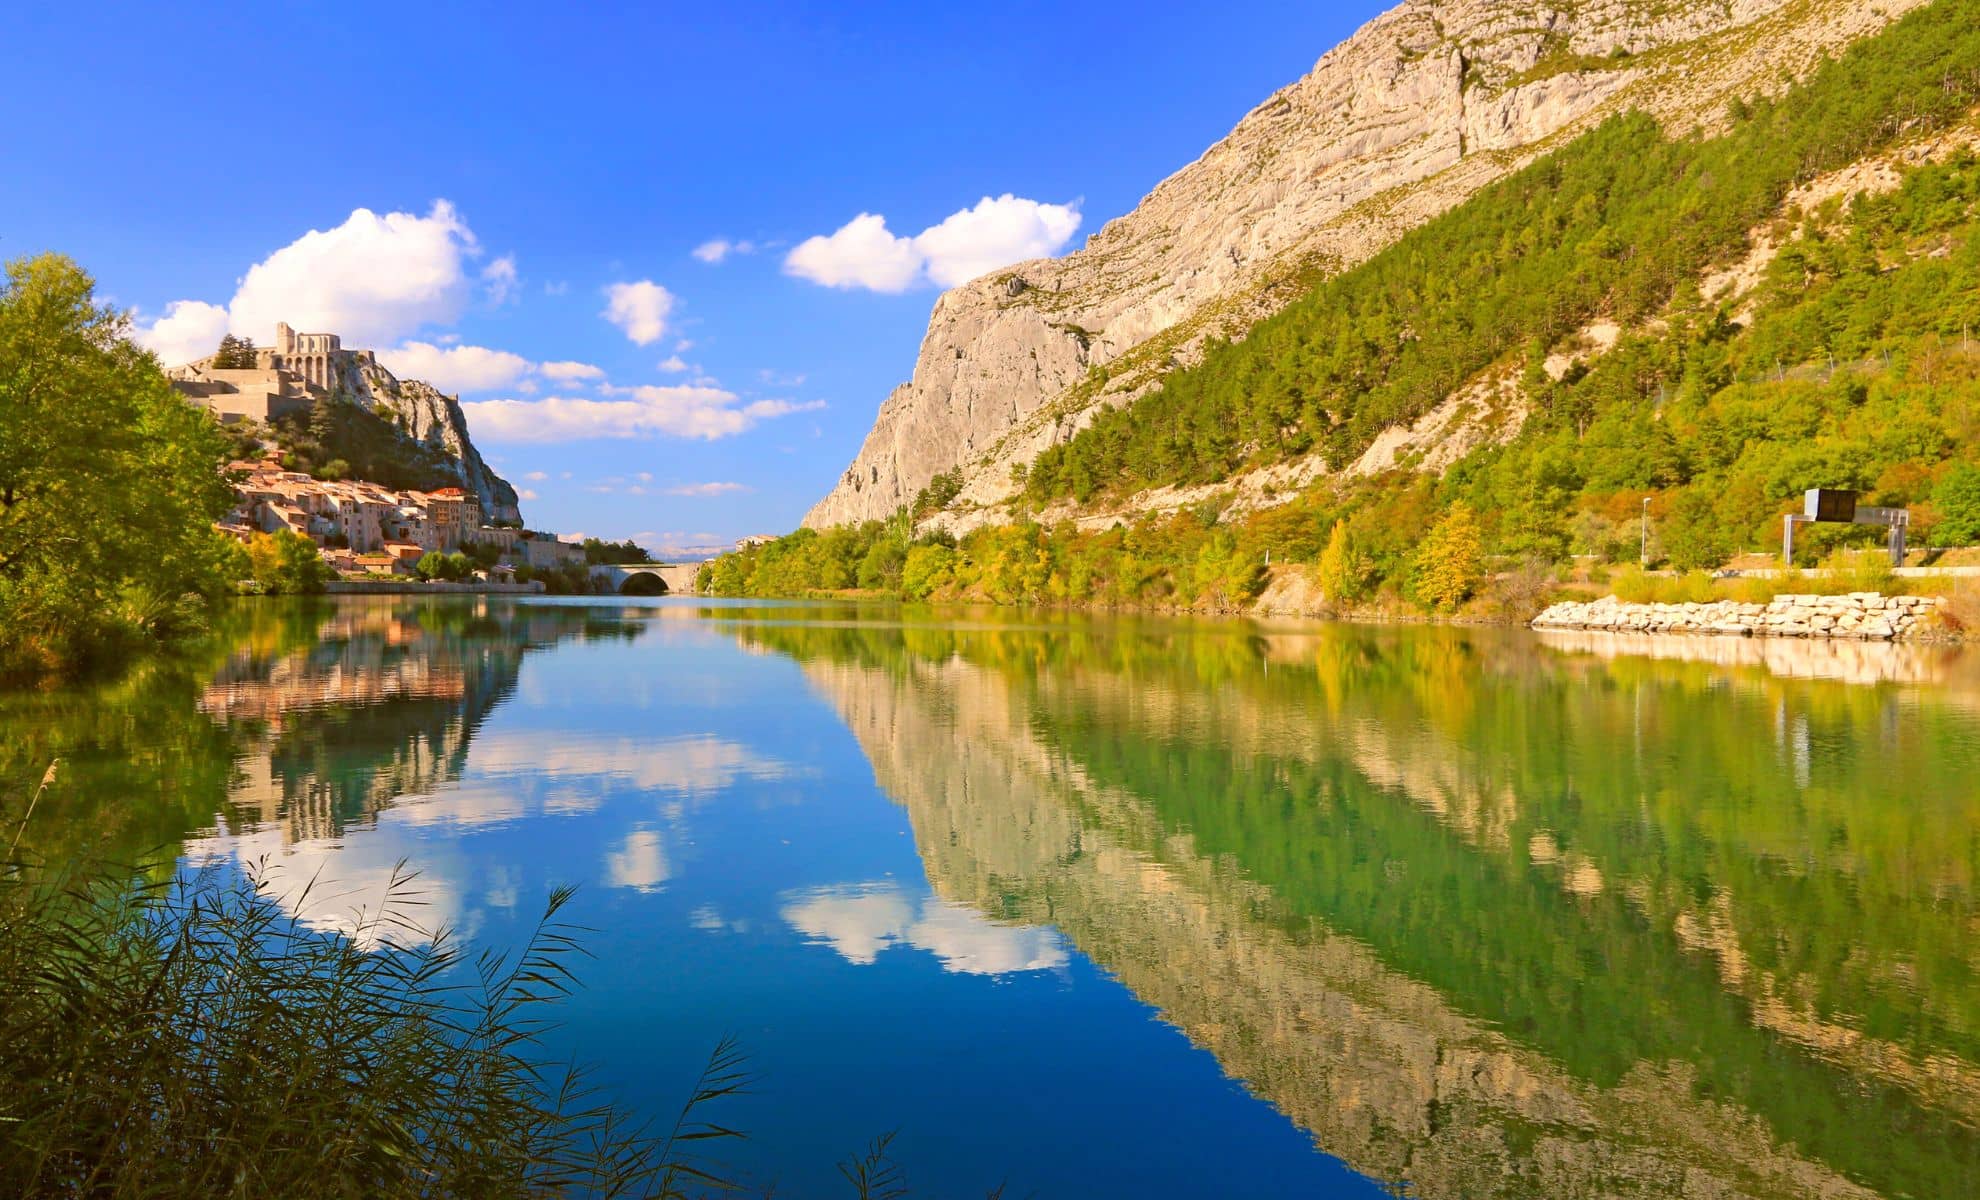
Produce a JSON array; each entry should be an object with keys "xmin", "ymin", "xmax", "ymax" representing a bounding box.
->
[{"xmin": 1531, "ymin": 594, "xmax": 1945, "ymax": 642}]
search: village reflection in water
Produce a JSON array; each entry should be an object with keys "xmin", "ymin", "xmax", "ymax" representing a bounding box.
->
[{"xmin": 10, "ymin": 597, "xmax": 1974, "ymax": 1197}]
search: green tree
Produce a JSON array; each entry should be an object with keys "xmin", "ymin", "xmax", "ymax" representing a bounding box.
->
[
  {"xmin": 0, "ymin": 254, "xmax": 243, "ymax": 678},
  {"xmin": 1410, "ymin": 503, "xmax": 1483, "ymax": 612},
  {"xmin": 416, "ymin": 550, "xmax": 473, "ymax": 583},
  {"xmin": 249, "ymin": 531, "xmax": 334, "ymax": 594},
  {"xmin": 1933, "ymin": 464, "xmax": 1980, "ymax": 545},
  {"xmin": 856, "ymin": 539, "xmax": 907, "ymax": 591},
  {"xmin": 1661, "ymin": 487, "xmax": 1739, "ymax": 570},
  {"xmin": 580, "ymin": 536, "xmax": 652, "ymax": 565}
]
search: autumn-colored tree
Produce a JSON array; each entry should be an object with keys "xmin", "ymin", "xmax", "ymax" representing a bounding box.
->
[
  {"xmin": 249, "ymin": 531, "xmax": 334, "ymax": 594},
  {"xmin": 1315, "ymin": 521, "xmax": 1372, "ymax": 606},
  {"xmin": 1410, "ymin": 503, "xmax": 1483, "ymax": 612}
]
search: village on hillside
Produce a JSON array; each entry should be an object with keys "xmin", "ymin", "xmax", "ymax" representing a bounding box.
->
[
  {"xmin": 215, "ymin": 454, "xmax": 583, "ymax": 582},
  {"xmin": 168, "ymin": 321, "xmax": 589, "ymax": 586}
]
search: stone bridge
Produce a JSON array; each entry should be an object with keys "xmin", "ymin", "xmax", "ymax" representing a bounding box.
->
[{"xmin": 587, "ymin": 562, "xmax": 702, "ymax": 595}]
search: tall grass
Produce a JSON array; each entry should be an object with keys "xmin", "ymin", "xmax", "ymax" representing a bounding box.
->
[
  {"xmin": 0, "ymin": 854, "xmax": 746, "ymax": 1198},
  {"xmin": 1606, "ymin": 553, "xmax": 1917, "ymax": 606}
]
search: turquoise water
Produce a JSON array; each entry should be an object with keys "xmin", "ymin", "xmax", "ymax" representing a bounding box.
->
[{"xmin": 9, "ymin": 595, "xmax": 1979, "ymax": 1197}]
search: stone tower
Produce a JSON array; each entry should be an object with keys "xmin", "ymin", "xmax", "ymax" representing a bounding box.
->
[{"xmin": 271, "ymin": 321, "xmax": 342, "ymax": 389}]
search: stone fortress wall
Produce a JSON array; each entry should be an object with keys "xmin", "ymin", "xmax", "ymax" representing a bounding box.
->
[
  {"xmin": 1533, "ymin": 593, "xmax": 1946, "ymax": 642},
  {"xmin": 163, "ymin": 321, "xmax": 382, "ymax": 423}
]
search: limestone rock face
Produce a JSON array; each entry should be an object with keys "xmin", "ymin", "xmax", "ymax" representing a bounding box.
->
[
  {"xmin": 344, "ymin": 362, "xmax": 523, "ymax": 525},
  {"xmin": 803, "ymin": 0, "xmax": 1928, "ymax": 530}
]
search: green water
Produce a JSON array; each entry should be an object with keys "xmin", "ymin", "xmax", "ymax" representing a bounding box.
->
[{"xmin": 3, "ymin": 597, "xmax": 1976, "ymax": 1197}]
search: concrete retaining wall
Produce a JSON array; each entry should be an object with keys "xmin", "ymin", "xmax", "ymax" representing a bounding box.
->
[{"xmin": 1532, "ymin": 593, "xmax": 1943, "ymax": 641}]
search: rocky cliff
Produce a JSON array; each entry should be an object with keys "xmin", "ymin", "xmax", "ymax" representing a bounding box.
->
[
  {"xmin": 346, "ymin": 366, "xmax": 523, "ymax": 526},
  {"xmin": 172, "ymin": 343, "xmax": 523, "ymax": 524},
  {"xmin": 804, "ymin": 0, "xmax": 1930, "ymax": 530}
]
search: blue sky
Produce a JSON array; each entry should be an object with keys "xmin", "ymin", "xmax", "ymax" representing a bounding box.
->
[{"xmin": 3, "ymin": 1, "xmax": 1384, "ymax": 555}]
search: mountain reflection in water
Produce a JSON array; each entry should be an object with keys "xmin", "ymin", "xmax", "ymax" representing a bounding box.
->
[{"xmin": 2, "ymin": 596, "xmax": 1974, "ymax": 1198}]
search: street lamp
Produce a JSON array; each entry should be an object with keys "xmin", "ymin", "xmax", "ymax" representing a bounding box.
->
[{"xmin": 1640, "ymin": 496, "xmax": 1651, "ymax": 568}]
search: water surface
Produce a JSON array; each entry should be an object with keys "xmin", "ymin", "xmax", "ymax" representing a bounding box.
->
[{"xmin": 5, "ymin": 596, "xmax": 1977, "ymax": 1197}]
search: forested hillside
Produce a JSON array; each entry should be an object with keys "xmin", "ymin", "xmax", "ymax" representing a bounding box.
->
[{"xmin": 705, "ymin": 0, "xmax": 1980, "ymax": 613}]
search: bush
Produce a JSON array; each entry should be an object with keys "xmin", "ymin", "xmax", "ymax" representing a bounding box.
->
[
  {"xmin": 1820, "ymin": 547, "xmax": 1898, "ymax": 595},
  {"xmin": 1934, "ymin": 464, "xmax": 1980, "ymax": 545},
  {"xmin": 1483, "ymin": 558, "xmax": 1559, "ymax": 622},
  {"xmin": 900, "ymin": 543, "xmax": 956, "ymax": 599}
]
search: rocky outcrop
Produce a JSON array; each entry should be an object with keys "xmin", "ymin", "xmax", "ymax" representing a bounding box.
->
[
  {"xmin": 1532, "ymin": 593, "xmax": 1946, "ymax": 641},
  {"xmin": 172, "ymin": 341, "xmax": 522, "ymax": 524},
  {"xmin": 347, "ymin": 366, "xmax": 522, "ymax": 525},
  {"xmin": 805, "ymin": 0, "xmax": 1930, "ymax": 531}
]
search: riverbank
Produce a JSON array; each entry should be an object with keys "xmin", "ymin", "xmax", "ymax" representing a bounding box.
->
[
  {"xmin": 323, "ymin": 580, "xmax": 547, "ymax": 595},
  {"xmin": 1532, "ymin": 593, "xmax": 1949, "ymax": 641}
]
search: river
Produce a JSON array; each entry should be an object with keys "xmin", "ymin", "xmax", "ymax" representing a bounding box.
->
[{"xmin": 4, "ymin": 595, "xmax": 1976, "ymax": 1197}]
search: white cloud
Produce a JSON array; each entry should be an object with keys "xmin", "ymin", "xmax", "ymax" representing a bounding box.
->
[
  {"xmin": 518, "ymin": 488, "xmax": 539, "ymax": 501},
  {"xmin": 692, "ymin": 238, "xmax": 757, "ymax": 264},
  {"xmin": 523, "ymin": 471, "xmax": 549, "ymax": 482},
  {"xmin": 633, "ymin": 532, "xmax": 733, "ymax": 560},
  {"xmin": 134, "ymin": 299, "xmax": 230, "ymax": 366},
  {"xmin": 602, "ymin": 280, "xmax": 675, "ymax": 345},
  {"xmin": 540, "ymin": 360, "xmax": 606, "ymax": 383},
  {"xmin": 664, "ymin": 481, "xmax": 751, "ymax": 497},
  {"xmin": 231, "ymin": 201, "xmax": 482, "ymax": 346},
  {"xmin": 784, "ymin": 194, "xmax": 1081, "ymax": 293},
  {"xmin": 544, "ymin": 280, "xmax": 570, "ymax": 296},
  {"xmin": 781, "ymin": 883, "xmax": 1066, "ymax": 975},
  {"xmin": 377, "ymin": 340, "xmax": 532, "ymax": 393},
  {"xmin": 784, "ymin": 213, "xmax": 923, "ymax": 292},
  {"xmin": 915, "ymin": 194, "xmax": 1083, "ymax": 287},
  {"xmin": 462, "ymin": 386, "xmax": 823, "ymax": 443},
  {"xmin": 481, "ymin": 255, "xmax": 519, "ymax": 305},
  {"xmin": 135, "ymin": 201, "xmax": 490, "ymax": 364},
  {"xmin": 657, "ymin": 355, "xmax": 688, "ymax": 373}
]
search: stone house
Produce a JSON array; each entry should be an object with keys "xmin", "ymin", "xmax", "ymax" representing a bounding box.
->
[{"xmin": 523, "ymin": 536, "xmax": 585, "ymax": 570}]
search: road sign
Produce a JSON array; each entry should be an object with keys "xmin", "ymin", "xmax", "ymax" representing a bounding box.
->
[{"xmin": 1804, "ymin": 488, "xmax": 1858, "ymax": 522}]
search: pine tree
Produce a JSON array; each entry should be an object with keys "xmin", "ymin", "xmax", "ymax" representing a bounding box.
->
[{"xmin": 212, "ymin": 333, "xmax": 242, "ymax": 368}]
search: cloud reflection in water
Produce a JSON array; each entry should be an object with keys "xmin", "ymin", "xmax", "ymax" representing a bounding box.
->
[{"xmin": 781, "ymin": 882, "xmax": 1068, "ymax": 976}]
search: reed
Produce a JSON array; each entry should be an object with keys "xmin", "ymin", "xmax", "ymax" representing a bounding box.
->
[{"xmin": 0, "ymin": 854, "xmax": 746, "ymax": 1198}]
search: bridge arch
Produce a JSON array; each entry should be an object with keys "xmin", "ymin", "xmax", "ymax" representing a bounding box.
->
[{"xmin": 587, "ymin": 562, "xmax": 701, "ymax": 595}]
